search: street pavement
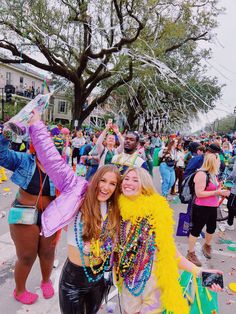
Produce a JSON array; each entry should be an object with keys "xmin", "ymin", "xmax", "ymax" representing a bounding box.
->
[{"xmin": 0, "ymin": 168, "xmax": 236, "ymax": 314}]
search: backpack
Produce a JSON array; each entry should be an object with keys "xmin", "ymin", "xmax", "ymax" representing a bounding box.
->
[{"xmin": 179, "ymin": 170, "xmax": 210, "ymax": 204}]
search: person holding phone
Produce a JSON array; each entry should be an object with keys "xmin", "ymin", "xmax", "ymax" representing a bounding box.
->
[
  {"xmin": 96, "ymin": 119, "xmax": 124, "ymax": 167},
  {"xmin": 187, "ymin": 153, "xmax": 230, "ymax": 267},
  {"xmin": 115, "ymin": 167, "xmax": 223, "ymax": 314}
]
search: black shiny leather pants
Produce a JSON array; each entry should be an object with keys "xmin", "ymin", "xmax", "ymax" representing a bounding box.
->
[{"xmin": 59, "ymin": 259, "xmax": 107, "ymax": 314}]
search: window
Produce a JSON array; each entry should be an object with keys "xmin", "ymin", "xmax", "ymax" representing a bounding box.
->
[
  {"xmin": 58, "ymin": 101, "xmax": 68, "ymax": 114},
  {"xmin": 19, "ymin": 76, "xmax": 24, "ymax": 89},
  {"xmin": 6, "ymin": 72, "xmax": 12, "ymax": 85}
]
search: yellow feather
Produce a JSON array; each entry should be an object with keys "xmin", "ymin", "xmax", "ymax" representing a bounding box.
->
[{"xmin": 119, "ymin": 194, "xmax": 189, "ymax": 314}]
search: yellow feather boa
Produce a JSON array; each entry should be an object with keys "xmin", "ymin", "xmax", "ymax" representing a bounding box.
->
[{"xmin": 119, "ymin": 193, "xmax": 189, "ymax": 314}]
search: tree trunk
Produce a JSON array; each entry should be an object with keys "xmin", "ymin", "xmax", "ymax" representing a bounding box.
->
[{"xmin": 72, "ymin": 83, "xmax": 86, "ymax": 129}]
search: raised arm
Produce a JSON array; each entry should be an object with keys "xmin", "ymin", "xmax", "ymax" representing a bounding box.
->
[
  {"xmin": 95, "ymin": 122, "xmax": 111, "ymax": 155},
  {"xmin": 0, "ymin": 132, "xmax": 25, "ymax": 172},
  {"xmin": 29, "ymin": 112, "xmax": 86, "ymax": 193},
  {"xmin": 112, "ymin": 124, "xmax": 124, "ymax": 153}
]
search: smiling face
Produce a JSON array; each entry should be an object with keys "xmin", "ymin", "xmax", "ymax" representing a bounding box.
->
[
  {"xmin": 121, "ymin": 170, "xmax": 142, "ymax": 197},
  {"xmin": 106, "ymin": 134, "xmax": 116, "ymax": 147},
  {"xmin": 97, "ymin": 171, "xmax": 118, "ymax": 202}
]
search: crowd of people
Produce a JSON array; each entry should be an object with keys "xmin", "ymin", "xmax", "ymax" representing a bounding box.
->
[{"xmin": 1, "ymin": 115, "xmax": 236, "ymax": 313}]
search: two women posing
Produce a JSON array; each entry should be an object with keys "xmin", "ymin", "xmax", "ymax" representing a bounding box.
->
[{"xmin": 28, "ymin": 111, "xmax": 222, "ymax": 314}]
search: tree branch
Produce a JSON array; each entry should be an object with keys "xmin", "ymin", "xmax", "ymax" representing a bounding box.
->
[
  {"xmin": 81, "ymin": 60, "xmax": 133, "ymax": 120},
  {"xmin": 164, "ymin": 32, "xmax": 208, "ymax": 53}
]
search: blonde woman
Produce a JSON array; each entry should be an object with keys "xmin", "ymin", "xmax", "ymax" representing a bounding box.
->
[
  {"xmin": 116, "ymin": 167, "xmax": 222, "ymax": 314},
  {"xmin": 187, "ymin": 153, "xmax": 230, "ymax": 267}
]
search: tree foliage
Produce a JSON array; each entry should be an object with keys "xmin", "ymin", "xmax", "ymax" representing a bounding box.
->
[
  {"xmin": 0, "ymin": 0, "xmax": 224, "ymax": 129},
  {"xmin": 104, "ymin": 0, "xmax": 224, "ymax": 131}
]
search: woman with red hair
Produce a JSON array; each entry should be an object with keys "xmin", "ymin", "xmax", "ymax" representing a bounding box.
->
[{"xmin": 28, "ymin": 111, "xmax": 121, "ymax": 314}]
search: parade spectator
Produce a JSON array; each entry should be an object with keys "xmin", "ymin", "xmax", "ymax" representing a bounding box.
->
[
  {"xmin": 61, "ymin": 128, "xmax": 71, "ymax": 164},
  {"xmin": 137, "ymin": 137, "xmax": 153, "ymax": 175},
  {"xmin": 28, "ymin": 112, "xmax": 121, "ymax": 314},
  {"xmin": 150, "ymin": 133, "xmax": 162, "ymax": 155},
  {"xmin": 81, "ymin": 134, "xmax": 100, "ymax": 181},
  {"xmin": 184, "ymin": 142, "xmax": 202, "ymax": 168},
  {"xmin": 187, "ymin": 153, "xmax": 230, "ymax": 266},
  {"xmin": 71, "ymin": 130, "xmax": 86, "ymax": 167},
  {"xmin": 11, "ymin": 133, "xmax": 23, "ymax": 152},
  {"xmin": 96, "ymin": 120, "xmax": 124, "ymax": 167},
  {"xmin": 36, "ymin": 86, "xmax": 40, "ymax": 95},
  {"xmin": 144, "ymin": 138, "xmax": 153, "ymax": 175},
  {"xmin": 184, "ymin": 143, "xmax": 220, "ymax": 178},
  {"xmin": 0, "ymin": 130, "xmax": 57, "ymax": 304},
  {"xmin": 223, "ymin": 158, "xmax": 236, "ymax": 230},
  {"xmin": 222, "ymin": 141, "xmax": 232, "ymax": 165},
  {"xmin": 158, "ymin": 139, "xmax": 177, "ymax": 197},
  {"xmin": 117, "ymin": 167, "xmax": 223, "ymax": 314},
  {"xmin": 51, "ymin": 127, "xmax": 64, "ymax": 155},
  {"xmin": 31, "ymin": 86, "xmax": 35, "ymax": 98},
  {"xmin": 171, "ymin": 141, "xmax": 185, "ymax": 194},
  {"xmin": 112, "ymin": 131, "xmax": 148, "ymax": 173}
]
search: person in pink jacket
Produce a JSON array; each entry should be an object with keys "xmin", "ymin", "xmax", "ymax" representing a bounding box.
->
[{"xmin": 29, "ymin": 111, "xmax": 121, "ymax": 313}]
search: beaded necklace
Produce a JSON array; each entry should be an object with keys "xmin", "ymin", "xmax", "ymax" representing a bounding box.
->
[
  {"xmin": 115, "ymin": 217, "xmax": 156, "ymax": 296},
  {"xmin": 73, "ymin": 207, "xmax": 114, "ymax": 283}
]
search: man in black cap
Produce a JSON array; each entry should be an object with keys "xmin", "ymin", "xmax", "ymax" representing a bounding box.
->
[
  {"xmin": 184, "ymin": 142, "xmax": 202, "ymax": 168},
  {"xmin": 184, "ymin": 143, "xmax": 221, "ymax": 178}
]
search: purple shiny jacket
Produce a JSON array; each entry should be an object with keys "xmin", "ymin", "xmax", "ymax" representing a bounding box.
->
[{"xmin": 29, "ymin": 121, "xmax": 88, "ymax": 237}]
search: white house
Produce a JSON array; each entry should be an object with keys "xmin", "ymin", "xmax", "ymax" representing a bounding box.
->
[
  {"xmin": 0, "ymin": 61, "xmax": 108, "ymax": 127},
  {"xmin": 0, "ymin": 62, "xmax": 46, "ymax": 96}
]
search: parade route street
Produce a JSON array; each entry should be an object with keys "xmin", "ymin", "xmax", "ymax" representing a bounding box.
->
[{"xmin": 0, "ymin": 168, "xmax": 236, "ymax": 314}]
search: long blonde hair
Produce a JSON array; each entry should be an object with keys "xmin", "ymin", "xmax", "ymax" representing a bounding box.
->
[
  {"xmin": 201, "ymin": 153, "xmax": 220, "ymax": 175},
  {"xmin": 122, "ymin": 167, "xmax": 157, "ymax": 196},
  {"xmin": 81, "ymin": 165, "xmax": 121, "ymax": 241}
]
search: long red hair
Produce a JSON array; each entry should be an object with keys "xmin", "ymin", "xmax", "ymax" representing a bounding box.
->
[{"xmin": 80, "ymin": 165, "xmax": 121, "ymax": 242}]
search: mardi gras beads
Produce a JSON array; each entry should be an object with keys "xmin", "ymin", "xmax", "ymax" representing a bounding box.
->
[
  {"xmin": 74, "ymin": 212, "xmax": 114, "ymax": 283},
  {"xmin": 119, "ymin": 217, "xmax": 156, "ymax": 296}
]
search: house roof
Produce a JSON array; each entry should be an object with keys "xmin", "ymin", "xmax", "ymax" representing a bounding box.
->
[{"xmin": 0, "ymin": 54, "xmax": 46, "ymax": 80}]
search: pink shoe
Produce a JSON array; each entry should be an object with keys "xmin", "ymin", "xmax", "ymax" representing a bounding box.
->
[
  {"xmin": 13, "ymin": 289, "xmax": 38, "ymax": 304},
  {"xmin": 40, "ymin": 280, "xmax": 54, "ymax": 299}
]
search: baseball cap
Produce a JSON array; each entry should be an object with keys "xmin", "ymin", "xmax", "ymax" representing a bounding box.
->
[{"xmin": 206, "ymin": 143, "xmax": 221, "ymax": 154}]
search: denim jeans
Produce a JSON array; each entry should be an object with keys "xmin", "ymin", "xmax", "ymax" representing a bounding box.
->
[
  {"xmin": 159, "ymin": 162, "xmax": 176, "ymax": 196},
  {"xmin": 85, "ymin": 165, "xmax": 98, "ymax": 181}
]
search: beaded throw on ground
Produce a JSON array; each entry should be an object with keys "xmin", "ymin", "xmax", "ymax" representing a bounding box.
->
[{"xmin": 118, "ymin": 194, "xmax": 189, "ymax": 314}]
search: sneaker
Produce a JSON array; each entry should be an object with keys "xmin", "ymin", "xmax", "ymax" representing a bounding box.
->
[
  {"xmin": 186, "ymin": 251, "xmax": 202, "ymax": 267},
  {"xmin": 225, "ymin": 223, "xmax": 235, "ymax": 231},
  {"xmin": 13, "ymin": 289, "xmax": 38, "ymax": 305},
  {"xmin": 40, "ymin": 280, "xmax": 54, "ymax": 299},
  {"xmin": 202, "ymin": 243, "xmax": 212, "ymax": 259},
  {"xmin": 53, "ymin": 259, "xmax": 59, "ymax": 268},
  {"xmin": 218, "ymin": 223, "xmax": 226, "ymax": 232}
]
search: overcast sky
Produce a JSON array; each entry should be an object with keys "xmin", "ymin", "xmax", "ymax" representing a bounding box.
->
[{"xmin": 191, "ymin": 0, "xmax": 236, "ymax": 131}]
